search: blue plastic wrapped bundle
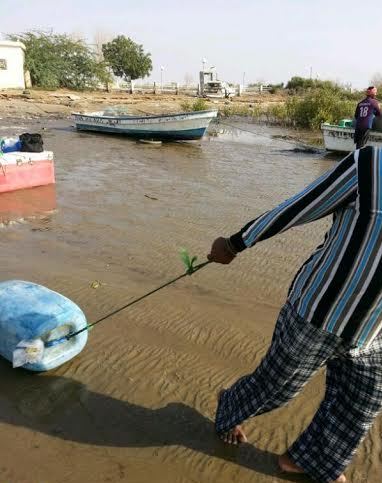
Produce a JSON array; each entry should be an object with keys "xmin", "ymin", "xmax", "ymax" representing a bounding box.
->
[
  {"xmin": 0, "ymin": 280, "xmax": 88, "ymax": 371},
  {"xmin": 0, "ymin": 137, "xmax": 22, "ymax": 153}
]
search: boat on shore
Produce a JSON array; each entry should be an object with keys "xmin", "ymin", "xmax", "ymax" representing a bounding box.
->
[
  {"xmin": 321, "ymin": 119, "xmax": 382, "ymax": 152},
  {"xmin": 0, "ymin": 150, "xmax": 55, "ymax": 193},
  {"xmin": 71, "ymin": 109, "xmax": 218, "ymax": 141}
]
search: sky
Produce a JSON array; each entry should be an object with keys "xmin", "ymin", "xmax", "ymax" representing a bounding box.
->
[{"xmin": 1, "ymin": 0, "xmax": 381, "ymax": 89}]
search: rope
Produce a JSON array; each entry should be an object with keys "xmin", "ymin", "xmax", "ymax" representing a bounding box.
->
[
  {"xmin": 44, "ymin": 260, "xmax": 211, "ymax": 347},
  {"xmin": 121, "ymin": 106, "xmax": 318, "ymax": 151},
  {"xmin": 216, "ymin": 119, "xmax": 320, "ymax": 151}
]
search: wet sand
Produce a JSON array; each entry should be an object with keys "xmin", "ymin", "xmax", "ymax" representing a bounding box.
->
[{"xmin": 0, "ymin": 120, "xmax": 380, "ymax": 482}]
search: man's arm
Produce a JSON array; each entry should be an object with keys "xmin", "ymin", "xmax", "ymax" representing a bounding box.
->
[
  {"xmin": 373, "ymin": 99, "xmax": 381, "ymax": 117},
  {"xmin": 229, "ymin": 151, "xmax": 358, "ymax": 253},
  {"xmin": 355, "ymin": 103, "xmax": 360, "ymax": 119}
]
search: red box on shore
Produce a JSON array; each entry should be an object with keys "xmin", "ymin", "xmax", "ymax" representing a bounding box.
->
[{"xmin": 0, "ymin": 151, "xmax": 55, "ymax": 193}]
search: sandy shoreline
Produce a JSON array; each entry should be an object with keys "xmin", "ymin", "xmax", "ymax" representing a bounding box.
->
[{"xmin": 0, "ymin": 87, "xmax": 268, "ymax": 117}]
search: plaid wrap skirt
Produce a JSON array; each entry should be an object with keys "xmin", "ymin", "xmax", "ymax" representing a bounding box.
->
[{"xmin": 215, "ymin": 302, "xmax": 382, "ymax": 482}]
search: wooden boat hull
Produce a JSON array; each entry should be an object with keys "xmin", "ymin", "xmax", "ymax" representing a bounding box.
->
[
  {"xmin": 321, "ymin": 123, "xmax": 382, "ymax": 152},
  {"xmin": 72, "ymin": 110, "xmax": 218, "ymax": 140},
  {"xmin": 0, "ymin": 151, "xmax": 55, "ymax": 193},
  {"xmin": 0, "ymin": 184, "xmax": 56, "ymax": 227}
]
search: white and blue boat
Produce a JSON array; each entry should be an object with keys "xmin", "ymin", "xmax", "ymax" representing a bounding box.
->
[
  {"xmin": 321, "ymin": 117, "xmax": 382, "ymax": 152},
  {"xmin": 72, "ymin": 109, "xmax": 218, "ymax": 141}
]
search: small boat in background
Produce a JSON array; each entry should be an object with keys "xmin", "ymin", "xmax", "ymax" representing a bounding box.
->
[
  {"xmin": 0, "ymin": 150, "xmax": 55, "ymax": 193},
  {"xmin": 321, "ymin": 118, "xmax": 382, "ymax": 152},
  {"xmin": 72, "ymin": 109, "xmax": 218, "ymax": 141}
]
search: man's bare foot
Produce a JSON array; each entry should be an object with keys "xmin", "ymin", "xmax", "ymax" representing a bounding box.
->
[
  {"xmin": 217, "ymin": 389, "xmax": 248, "ymax": 445},
  {"xmin": 278, "ymin": 453, "xmax": 304, "ymax": 474},
  {"xmin": 219, "ymin": 424, "xmax": 248, "ymax": 445},
  {"xmin": 278, "ymin": 453, "xmax": 346, "ymax": 482}
]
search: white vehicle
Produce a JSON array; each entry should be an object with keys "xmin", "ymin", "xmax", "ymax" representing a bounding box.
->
[{"xmin": 203, "ymin": 80, "xmax": 236, "ymax": 99}]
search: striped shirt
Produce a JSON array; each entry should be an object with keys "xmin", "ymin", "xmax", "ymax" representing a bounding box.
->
[{"xmin": 230, "ymin": 146, "xmax": 382, "ymax": 348}]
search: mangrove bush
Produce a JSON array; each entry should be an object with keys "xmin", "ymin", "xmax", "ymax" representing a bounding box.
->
[{"xmin": 286, "ymin": 88, "xmax": 356, "ymax": 129}]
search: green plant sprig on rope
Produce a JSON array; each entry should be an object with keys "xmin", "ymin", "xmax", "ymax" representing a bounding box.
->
[{"xmin": 180, "ymin": 248, "xmax": 199, "ymax": 274}]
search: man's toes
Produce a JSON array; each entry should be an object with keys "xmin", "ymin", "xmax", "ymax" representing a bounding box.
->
[
  {"xmin": 218, "ymin": 426, "xmax": 247, "ymax": 446},
  {"xmin": 335, "ymin": 475, "xmax": 346, "ymax": 483},
  {"xmin": 238, "ymin": 431, "xmax": 248, "ymax": 443},
  {"xmin": 228, "ymin": 432, "xmax": 236, "ymax": 444},
  {"xmin": 278, "ymin": 454, "xmax": 304, "ymax": 473},
  {"xmin": 223, "ymin": 433, "xmax": 230, "ymax": 444},
  {"xmin": 236, "ymin": 426, "xmax": 247, "ymax": 443},
  {"xmin": 219, "ymin": 430, "xmax": 235, "ymax": 445}
]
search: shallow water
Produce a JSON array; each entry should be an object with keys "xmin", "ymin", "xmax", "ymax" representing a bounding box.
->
[{"xmin": 0, "ymin": 119, "xmax": 379, "ymax": 483}]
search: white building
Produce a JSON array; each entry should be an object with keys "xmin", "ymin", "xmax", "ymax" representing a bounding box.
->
[{"xmin": 0, "ymin": 41, "xmax": 26, "ymax": 89}]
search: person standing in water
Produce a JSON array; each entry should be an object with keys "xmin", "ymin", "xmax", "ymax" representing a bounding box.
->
[
  {"xmin": 354, "ymin": 86, "xmax": 381, "ymax": 149},
  {"xmin": 208, "ymin": 146, "xmax": 382, "ymax": 483}
]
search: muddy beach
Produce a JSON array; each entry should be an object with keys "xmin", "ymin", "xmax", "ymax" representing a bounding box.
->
[{"xmin": 0, "ymin": 109, "xmax": 379, "ymax": 483}]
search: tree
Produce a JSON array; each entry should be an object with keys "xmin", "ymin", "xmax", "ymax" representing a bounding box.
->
[
  {"xmin": 7, "ymin": 31, "xmax": 111, "ymax": 90},
  {"xmin": 102, "ymin": 35, "xmax": 152, "ymax": 81},
  {"xmin": 286, "ymin": 76, "xmax": 340, "ymax": 92},
  {"xmin": 286, "ymin": 76, "xmax": 315, "ymax": 90}
]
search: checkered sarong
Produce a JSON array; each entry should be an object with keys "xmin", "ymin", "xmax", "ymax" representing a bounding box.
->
[{"xmin": 215, "ymin": 302, "xmax": 382, "ymax": 482}]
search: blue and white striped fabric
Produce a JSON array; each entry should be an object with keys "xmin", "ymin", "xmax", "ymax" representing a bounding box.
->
[{"xmin": 230, "ymin": 146, "xmax": 382, "ymax": 348}]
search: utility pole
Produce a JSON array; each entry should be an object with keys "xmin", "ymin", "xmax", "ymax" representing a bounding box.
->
[{"xmin": 160, "ymin": 65, "xmax": 165, "ymax": 90}]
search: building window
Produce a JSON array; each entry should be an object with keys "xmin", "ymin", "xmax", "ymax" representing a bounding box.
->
[{"xmin": 0, "ymin": 59, "xmax": 7, "ymax": 70}]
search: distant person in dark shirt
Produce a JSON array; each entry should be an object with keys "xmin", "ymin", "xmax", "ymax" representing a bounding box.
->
[{"xmin": 354, "ymin": 86, "xmax": 381, "ymax": 149}]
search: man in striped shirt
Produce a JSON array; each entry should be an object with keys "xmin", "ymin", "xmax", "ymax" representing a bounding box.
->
[{"xmin": 208, "ymin": 146, "xmax": 382, "ymax": 483}]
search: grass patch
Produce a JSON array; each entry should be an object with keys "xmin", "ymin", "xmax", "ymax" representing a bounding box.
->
[{"xmin": 181, "ymin": 98, "xmax": 208, "ymax": 112}]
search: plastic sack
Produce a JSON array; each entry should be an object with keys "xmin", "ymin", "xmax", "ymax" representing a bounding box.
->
[
  {"xmin": 0, "ymin": 137, "xmax": 21, "ymax": 153},
  {"xmin": 13, "ymin": 339, "xmax": 45, "ymax": 368},
  {"xmin": 19, "ymin": 133, "xmax": 44, "ymax": 153}
]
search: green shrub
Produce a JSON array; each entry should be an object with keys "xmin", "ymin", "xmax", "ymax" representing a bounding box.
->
[
  {"xmin": 180, "ymin": 98, "xmax": 208, "ymax": 112},
  {"xmin": 221, "ymin": 105, "xmax": 232, "ymax": 117},
  {"xmin": 265, "ymin": 103, "xmax": 289, "ymax": 124},
  {"xmin": 191, "ymin": 98, "xmax": 208, "ymax": 111},
  {"xmin": 180, "ymin": 100, "xmax": 192, "ymax": 112},
  {"xmin": 286, "ymin": 88, "xmax": 356, "ymax": 129}
]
